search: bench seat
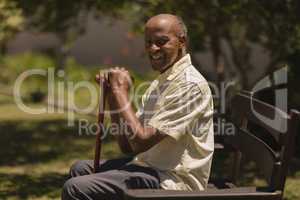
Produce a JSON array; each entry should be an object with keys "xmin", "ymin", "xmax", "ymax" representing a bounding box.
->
[{"xmin": 124, "ymin": 188, "xmax": 282, "ymax": 200}]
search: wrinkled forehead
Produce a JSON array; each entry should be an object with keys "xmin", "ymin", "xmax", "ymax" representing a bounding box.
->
[{"xmin": 145, "ymin": 18, "xmax": 176, "ymax": 38}]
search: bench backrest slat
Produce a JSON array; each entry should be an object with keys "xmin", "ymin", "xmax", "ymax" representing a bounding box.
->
[
  {"xmin": 226, "ymin": 93, "xmax": 299, "ymax": 192},
  {"xmin": 230, "ymin": 94, "xmax": 289, "ymax": 145},
  {"xmin": 226, "ymin": 128, "xmax": 279, "ymax": 186}
]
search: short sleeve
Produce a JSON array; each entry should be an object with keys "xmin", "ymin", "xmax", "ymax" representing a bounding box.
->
[{"xmin": 148, "ymin": 82, "xmax": 213, "ymax": 141}]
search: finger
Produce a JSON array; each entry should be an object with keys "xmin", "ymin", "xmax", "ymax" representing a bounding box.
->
[
  {"xmin": 95, "ymin": 74, "xmax": 100, "ymax": 83},
  {"xmin": 109, "ymin": 68, "xmax": 116, "ymax": 73},
  {"xmin": 107, "ymin": 70, "xmax": 112, "ymax": 84},
  {"xmin": 128, "ymin": 76, "xmax": 134, "ymax": 86},
  {"xmin": 95, "ymin": 73, "xmax": 105, "ymax": 83},
  {"xmin": 103, "ymin": 71, "xmax": 109, "ymax": 82},
  {"xmin": 97, "ymin": 70, "xmax": 110, "ymax": 83}
]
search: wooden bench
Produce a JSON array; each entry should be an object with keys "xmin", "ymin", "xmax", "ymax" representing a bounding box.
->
[{"xmin": 123, "ymin": 92, "xmax": 300, "ymax": 200}]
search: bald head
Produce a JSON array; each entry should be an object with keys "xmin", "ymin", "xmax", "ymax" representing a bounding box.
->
[
  {"xmin": 144, "ymin": 14, "xmax": 188, "ymax": 73},
  {"xmin": 146, "ymin": 14, "xmax": 187, "ymax": 40}
]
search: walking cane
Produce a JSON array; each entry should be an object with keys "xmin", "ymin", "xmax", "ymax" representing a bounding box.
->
[
  {"xmin": 94, "ymin": 75, "xmax": 108, "ymax": 173},
  {"xmin": 93, "ymin": 71, "xmax": 133, "ymax": 173}
]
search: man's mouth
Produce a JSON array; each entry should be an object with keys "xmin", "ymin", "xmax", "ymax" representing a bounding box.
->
[{"xmin": 150, "ymin": 53, "xmax": 163, "ymax": 61}]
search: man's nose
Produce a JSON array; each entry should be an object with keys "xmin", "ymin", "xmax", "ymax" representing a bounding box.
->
[{"xmin": 149, "ymin": 43, "xmax": 160, "ymax": 53}]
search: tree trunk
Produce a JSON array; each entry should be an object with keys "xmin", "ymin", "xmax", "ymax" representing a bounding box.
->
[
  {"xmin": 0, "ymin": 42, "xmax": 7, "ymax": 56},
  {"xmin": 210, "ymin": 35, "xmax": 225, "ymax": 84},
  {"xmin": 224, "ymin": 33, "xmax": 251, "ymax": 89}
]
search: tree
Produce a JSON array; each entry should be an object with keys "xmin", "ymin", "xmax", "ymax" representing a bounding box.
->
[
  {"xmin": 0, "ymin": 0, "xmax": 24, "ymax": 55},
  {"xmin": 5, "ymin": 0, "xmax": 127, "ymax": 70},
  {"xmin": 113, "ymin": 0, "xmax": 300, "ymax": 89},
  {"xmin": 2, "ymin": 0, "xmax": 299, "ymax": 89}
]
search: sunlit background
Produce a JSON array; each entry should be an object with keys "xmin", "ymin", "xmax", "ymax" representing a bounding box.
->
[{"xmin": 0, "ymin": 1, "xmax": 299, "ymax": 199}]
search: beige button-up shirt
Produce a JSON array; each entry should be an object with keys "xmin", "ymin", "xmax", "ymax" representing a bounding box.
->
[{"xmin": 132, "ymin": 54, "xmax": 214, "ymax": 191}]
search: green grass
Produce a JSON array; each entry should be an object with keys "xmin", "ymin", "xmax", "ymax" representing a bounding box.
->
[
  {"xmin": 0, "ymin": 102, "xmax": 121, "ymax": 200},
  {"xmin": 0, "ymin": 102, "xmax": 299, "ymax": 200}
]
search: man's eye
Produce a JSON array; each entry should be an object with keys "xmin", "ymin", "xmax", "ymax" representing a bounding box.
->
[
  {"xmin": 146, "ymin": 40, "xmax": 152, "ymax": 46},
  {"xmin": 156, "ymin": 39, "xmax": 167, "ymax": 46}
]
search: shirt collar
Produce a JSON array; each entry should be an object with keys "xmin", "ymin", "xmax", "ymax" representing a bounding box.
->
[{"xmin": 156, "ymin": 53, "xmax": 192, "ymax": 83}]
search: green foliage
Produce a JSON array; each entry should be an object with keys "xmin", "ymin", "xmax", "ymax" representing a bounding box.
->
[
  {"xmin": 0, "ymin": 52, "xmax": 55, "ymax": 93},
  {"xmin": 0, "ymin": 53, "xmax": 95, "ymax": 103},
  {"xmin": 0, "ymin": 52, "xmax": 154, "ymax": 107},
  {"xmin": 124, "ymin": 0, "xmax": 300, "ymax": 54},
  {"xmin": 1, "ymin": 53, "xmax": 52, "ymax": 102},
  {"xmin": 86, "ymin": 0, "xmax": 300, "ymax": 90},
  {"xmin": 0, "ymin": 0, "xmax": 24, "ymax": 48},
  {"xmin": 64, "ymin": 57, "xmax": 92, "ymax": 82},
  {"xmin": 1, "ymin": 0, "xmax": 298, "ymax": 88}
]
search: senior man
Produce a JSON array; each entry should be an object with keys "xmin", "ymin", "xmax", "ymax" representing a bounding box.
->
[{"xmin": 62, "ymin": 14, "xmax": 214, "ymax": 200}]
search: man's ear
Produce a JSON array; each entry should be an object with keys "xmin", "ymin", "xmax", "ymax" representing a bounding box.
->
[{"xmin": 178, "ymin": 34, "xmax": 186, "ymax": 48}]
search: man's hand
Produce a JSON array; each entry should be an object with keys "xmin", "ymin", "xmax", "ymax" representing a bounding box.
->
[
  {"xmin": 95, "ymin": 67, "xmax": 132, "ymax": 93},
  {"xmin": 108, "ymin": 67, "xmax": 132, "ymax": 94},
  {"xmin": 95, "ymin": 70, "xmax": 109, "ymax": 86},
  {"xmin": 95, "ymin": 67, "xmax": 164, "ymax": 154}
]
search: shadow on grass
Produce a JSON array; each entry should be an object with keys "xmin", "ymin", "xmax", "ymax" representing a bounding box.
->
[
  {"xmin": 0, "ymin": 120, "xmax": 115, "ymax": 166},
  {"xmin": 0, "ymin": 119, "xmax": 120, "ymax": 199},
  {"xmin": 0, "ymin": 172, "xmax": 68, "ymax": 199}
]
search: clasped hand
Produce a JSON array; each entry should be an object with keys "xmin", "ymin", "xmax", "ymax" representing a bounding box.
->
[{"xmin": 95, "ymin": 67, "xmax": 133, "ymax": 95}]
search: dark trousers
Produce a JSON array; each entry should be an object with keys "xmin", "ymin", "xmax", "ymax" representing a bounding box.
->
[{"xmin": 62, "ymin": 157, "xmax": 161, "ymax": 200}]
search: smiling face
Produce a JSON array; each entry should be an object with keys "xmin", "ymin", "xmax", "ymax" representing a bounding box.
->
[{"xmin": 145, "ymin": 15, "xmax": 186, "ymax": 73}]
